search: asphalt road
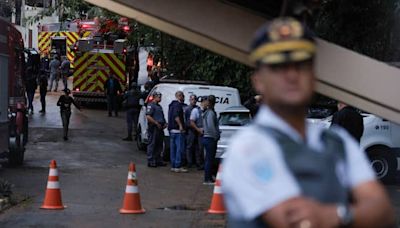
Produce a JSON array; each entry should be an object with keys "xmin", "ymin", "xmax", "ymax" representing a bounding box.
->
[
  {"xmin": 0, "ymin": 90, "xmax": 225, "ymax": 228},
  {"xmin": 0, "ymin": 85, "xmax": 400, "ymax": 227}
]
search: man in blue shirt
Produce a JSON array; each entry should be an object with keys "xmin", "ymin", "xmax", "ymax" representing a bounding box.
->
[{"xmin": 104, "ymin": 74, "xmax": 122, "ymax": 117}]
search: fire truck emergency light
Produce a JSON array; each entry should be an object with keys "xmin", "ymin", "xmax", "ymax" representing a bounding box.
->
[{"xmin": 123, "ymin": 26, "xmax": 130, "ymax": 32}]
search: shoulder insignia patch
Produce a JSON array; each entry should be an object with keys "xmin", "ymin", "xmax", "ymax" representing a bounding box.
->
[{"xmin": 253, "ymin": 161, "xmax": 273, "ymax": 183}]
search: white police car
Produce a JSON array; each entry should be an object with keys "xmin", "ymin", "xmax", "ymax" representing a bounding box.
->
[
  {"xmin": 307, "ymin": 110, "xmax": 400, "ymax": 183},
  {"xmin": 216, "ymin": 106, "xmax": 252, "ymax": 159}
]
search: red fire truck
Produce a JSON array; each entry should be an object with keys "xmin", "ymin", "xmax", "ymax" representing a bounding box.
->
[{"xmin": 0, "ymin": 18, "xmax": 29, "ymax": 165}]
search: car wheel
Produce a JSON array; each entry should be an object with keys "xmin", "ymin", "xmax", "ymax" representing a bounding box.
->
[
  {"xmin": 9, "ymin": 134, "xmax": 25, "ymax": 166},
  {"xmin": 367, "ymin": 145, "xmax": 397, "ymax": 184},
  {"xmin": 136, "ymin": 126, "xmax": 146, "ymax": 151}
]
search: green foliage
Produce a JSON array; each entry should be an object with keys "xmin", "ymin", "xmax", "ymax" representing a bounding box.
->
[
  {"xmin": 314, "ymin": 0, "xmax": 400, "ymax": 61},
  {"xmin": 145, "ymin": 32, "xmax": 254, "ymax": 100},
  {"xmin": 59, "ymin": 0, "xmax": 91, "ymax": 21}
]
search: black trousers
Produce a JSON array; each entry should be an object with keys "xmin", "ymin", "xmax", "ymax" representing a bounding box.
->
[
  {"xmin": 107, "ymin": 95, "xmax": 118, "ymax": 116},
  {"xmin": 61, "ymin": 111, "xmax": 71, "ymax": 137},
  {"xmin": 147, "ymin": 126, "xmax": 164, "ymax": 164},
  {"xmin": 186, "ymin": 129, "xmax": 204, "ymax": 167},
  {"xmin": 40, "ymin": 89, "xmax": 47, "ymax": 111}
]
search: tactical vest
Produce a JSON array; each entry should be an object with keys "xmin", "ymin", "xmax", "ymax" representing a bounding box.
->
[{"xmin": 228, "ymin": 125, "xmax": 350, "ymax": 228}]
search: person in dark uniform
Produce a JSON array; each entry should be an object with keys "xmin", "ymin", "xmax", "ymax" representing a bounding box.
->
[
  {"xmin": 25, "ymin": 67, "xmax": 37, "ymax": 114},
  {"xmin": 57, "ymin": 89, "xmax": 81, "ymax": 141},
  {"xmin": 331, "ymin": 102, "xmax": 364, "ymax": 143},
  {"xmin": 38, "ymin": 70, "xmax": 48, "ymax": 113},
  {"xmin": 244, "ymin": 95, "xmax": 262, "ymax": 117},
  {"xmin": 222, "ymin": 17, "xmax": 394, "ymax": 227},
  {"xmin": 122, "ymin": 84, "xmax": 141, "ymax": 141},
  {"xmin": 104, "ymin": 74, "xmax": 122, "ymax": 117},
  {"xmin": 141, "ymin": 81, "xmax": 152, "ymax": 103},
  {"xmin": 146, "ymin": 92, "xmax": 167, "ymax": 167}
]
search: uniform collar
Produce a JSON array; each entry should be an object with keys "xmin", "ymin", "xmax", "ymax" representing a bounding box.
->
[{"xmin": 254, "ymin": 105, "xmax": 309, "ymax": 143}]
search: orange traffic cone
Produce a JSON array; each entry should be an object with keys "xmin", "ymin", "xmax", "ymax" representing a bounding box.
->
[
  {"xmin": 120, "ymin": 162, "xmax": 145, "ymax": 214},
  {"xmin": 41, "ymin": 160, "xmax": 65, "ymax": 209},
  {"xmin": 208, "ymin": 165, "xmax": 226, "ymax": 214}
]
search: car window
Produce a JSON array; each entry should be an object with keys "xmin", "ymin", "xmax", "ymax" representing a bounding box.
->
[{"xmin": 219, "ymin": 112, "xmax": 251, "ymax": 126}]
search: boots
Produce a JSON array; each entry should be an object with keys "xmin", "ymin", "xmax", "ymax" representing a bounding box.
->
[{"xmin": 39, "ymin": 103, "xmax": 46, "ymax": 113}]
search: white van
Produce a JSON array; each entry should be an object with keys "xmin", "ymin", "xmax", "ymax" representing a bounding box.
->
[
  {"xmin": 136, "ymin": 81, "xmax": 241, "ymax": 151},
  {"xmin": 307, "ymin": 111, "xmax": 400, "ymax": 183}
]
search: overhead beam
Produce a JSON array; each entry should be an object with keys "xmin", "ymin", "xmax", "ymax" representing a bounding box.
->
[{"xmin": 86, "ymin": 0, "xmax": 400, "ymax": 123}]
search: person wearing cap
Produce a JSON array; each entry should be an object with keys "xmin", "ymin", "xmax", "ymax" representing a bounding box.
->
[
  {"xmin": 188, "ymin": 96, "xmax": 207, "ymax": 170},
  {"xmin": 48, "ymin": 55, "xmax": 60, "ymax": 92},
  {"xmin": 122, "ymin": 84, "xmax": 142, "ymax": 141},
  {"xmin": 202, "ymin": 95, "xmax": 220, "ymax": 184},
  {"xmin": 146, "ymin": 92, "xmax": 167, "ymax": 167},
  {"xmin": 57, "ymin": 88, "xmax": 81, "ymax": 141},
  {"xmin": 60, "ymin": 56, "xmax": 70, "ymax": 90},
  {"xmin": 185, "ymin": 94, "xmax": 203, "ymax": 169},
  {"xmin": 221, "ymin": 17, "xmax": 394, "ymax": 227}
]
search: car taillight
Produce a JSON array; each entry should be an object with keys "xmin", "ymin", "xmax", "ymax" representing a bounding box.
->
[{"xmin": 146, "ymin": 96, "xmax": 153, "ymax": 103}]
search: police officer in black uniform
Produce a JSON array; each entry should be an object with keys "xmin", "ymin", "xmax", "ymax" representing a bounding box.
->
[
  {"xmin": 146, "ymin": 92, "xmax": 167, "ymax": 167},
  {"xmin": 122, "ymin": 84, "xmax": 142, "ymax": 141},
  {"xmin": 331, "ymin": 102, "xmax": 364, "ymax": 143}
]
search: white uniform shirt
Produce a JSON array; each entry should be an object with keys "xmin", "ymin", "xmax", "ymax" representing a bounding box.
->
[{"xmin": 221, "ymin": 105, "xmax": 375, "ymax": 220}]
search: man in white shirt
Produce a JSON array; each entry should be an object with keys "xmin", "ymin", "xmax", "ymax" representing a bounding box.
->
[{"xmin": 222, "ymin": 17, "xmax": 394, "ymax": 228}]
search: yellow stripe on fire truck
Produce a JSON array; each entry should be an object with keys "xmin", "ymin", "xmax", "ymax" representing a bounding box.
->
[
  {"xmin": 38, "ymin": 31, "xmax": 92, "ymax": 67},
  {"xmin": 38, "ymin": 32, "xmax": 55, "ymax": 56},
  {"xmin": 73, "ymin": 52, "xmax": 126, "ymax": 92}
]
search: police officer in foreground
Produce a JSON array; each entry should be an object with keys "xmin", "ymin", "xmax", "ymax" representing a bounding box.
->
[
  {"xmin": 146, "ymin": 92, "xmax": 167, "ymax": 167},
  {"xmin": 222, "ymin": 17, "xmax": 394, "ymax": 227}
]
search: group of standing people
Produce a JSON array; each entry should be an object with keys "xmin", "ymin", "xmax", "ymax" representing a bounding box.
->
[
  {"xmin": 27, "ymin": 54, "xmax": 79, "ymax": 141},
  {"xmin": 145, "ymin": 91, "xmax": 220, "ymax": 184},
  {"xmin": 26, "ymin": 54, "xmax": 71, "ymax": 115},
  {"xmin": 48, "ymin": 55, "xmax": 71, "ymax": 92}
]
